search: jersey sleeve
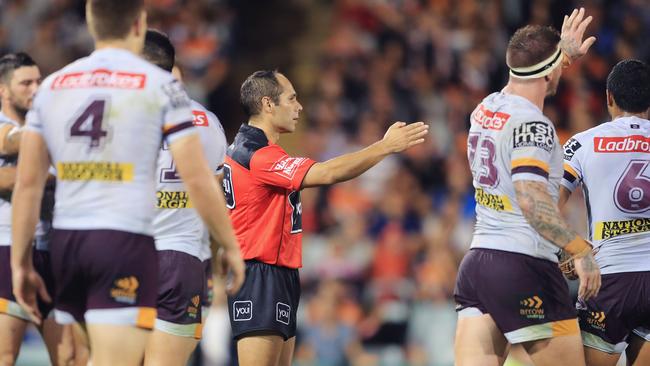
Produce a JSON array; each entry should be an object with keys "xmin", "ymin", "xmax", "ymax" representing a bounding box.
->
[
  {"xmin": 209, "ymin": 112, "xmax": 226, "ymax": 175},
  {"xmin": 561, "ymin": 135, "xmax": 585, "ymax": 192},
  {"xmin": 159, "ymin": 78, "xmax": 196, "ymax": 144},
  {"xmin": 25, "ymin": 89, "xmax": 45, "ymax": 134},
  {"xmin": 510, "ymin": 120, "xmax": 556, "ymax": 183},
  {"xmin": 250, "ymin": 144, "xmax": 316, "ymax": 190}
]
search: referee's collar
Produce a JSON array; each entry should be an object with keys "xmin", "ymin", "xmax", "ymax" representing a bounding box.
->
[{"xmin": 239, "ymin": 123, "xmax": 269, "ymax": 144}]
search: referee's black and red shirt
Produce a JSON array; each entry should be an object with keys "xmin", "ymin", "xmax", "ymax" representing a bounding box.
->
[{"xmin": 223, "ymin": 124, "xmax": 316, "ymax": 269}]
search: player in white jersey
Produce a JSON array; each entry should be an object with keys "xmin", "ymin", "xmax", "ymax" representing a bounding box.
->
[
  {"xmin": 0, "ymin": 52, "xmax": 87, "ymax": 366},
  {"xmin": 140, "ymin": 29, "xmax": 229, "ymax": 366},
  {"xmin": 560, "ymin": 59, "xmax": 650, "ymax": 365},
  {"xmin": 9, "ymin": 2, "xmax": 244, "ymax": 365},
  {"xmin": 453, "ymin": 9, "xmax": 601, "ymax": 366}
]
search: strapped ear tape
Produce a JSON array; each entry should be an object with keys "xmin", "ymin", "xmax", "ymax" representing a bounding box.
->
[{"xmin": 508, "ymin": 46, "xmax": 564, "ymax": 80}]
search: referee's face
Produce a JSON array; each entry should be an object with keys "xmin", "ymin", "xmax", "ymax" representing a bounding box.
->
[{"xmin": 273, "ymin": 74, "xmax": 303, "ymax": 133}]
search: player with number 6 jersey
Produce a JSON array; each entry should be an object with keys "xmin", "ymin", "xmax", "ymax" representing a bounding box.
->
[{"xmin": 560, "ymin": 60, "xmax": 650, "ymax": 364}]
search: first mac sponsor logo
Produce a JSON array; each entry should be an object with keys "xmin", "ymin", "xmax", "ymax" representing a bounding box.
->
[{"xmin": 233, "ymin": 300, "xmax": 252, "ymax": 321}]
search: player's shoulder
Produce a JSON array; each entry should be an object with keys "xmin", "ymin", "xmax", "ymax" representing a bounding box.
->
[
  {"xmin": 189, "ymin": 100, "xmax": 225, "ymax": 133},
  {"xmin": 0, "ymin": 112, "xmax": 18, "ymax": 128}
]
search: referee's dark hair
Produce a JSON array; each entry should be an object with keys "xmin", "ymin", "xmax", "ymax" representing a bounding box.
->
[
  {"xmin": 240, "ymin": 70, "xmax": 282, "ymax": 117},
  {"xmin": 607, "ymin": 59, "xmax": 650, "ymax": 113},
  {"xmin": 0, "ymin": 52, "xmax": 37, "ymax": 84},
  {"xmin": 142, "ymin": 29, "xmax": 175, "ymax": 72}
]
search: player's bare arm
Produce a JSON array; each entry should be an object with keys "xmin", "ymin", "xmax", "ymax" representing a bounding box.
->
[
  {"xmin": 301, "ymin": 121, "xmax": 428, "ymax": 188},
  {"xmin": 514, "ymin": 180, "xmax": 600, "ymax": 299},
  {"xmin": 558, "ymin": 185, "xmax": 572, "ymax": 209},
  {"xmin": 0, "ymin": 124, "xmax": 22, "ymax": 155},
  {"xmin": 169, "ymin": 133, "xmax": 245, "ymax": 295},
  {"xmin": 10, "ymin": 131, "xmax": 51, "ymax": 324}
]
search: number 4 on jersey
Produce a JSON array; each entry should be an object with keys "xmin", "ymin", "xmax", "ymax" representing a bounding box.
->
[{"xmin": 69, "ymin": 99, "xmax": 109, "ymax": 148}]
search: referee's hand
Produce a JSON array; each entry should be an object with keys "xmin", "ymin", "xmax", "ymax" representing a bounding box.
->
[
  {"xmin": 381, "ymin": 121, "xmax": 429, "ymax": 153},
  {"xmin": 222, "ymin": 246, "xmax": 245, "ymax": 295}
]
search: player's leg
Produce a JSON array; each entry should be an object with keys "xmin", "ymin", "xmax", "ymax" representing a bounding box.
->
[
  {"xmin": 582, "ymin": 346, "xmax": 621, "ymax": 366},
  {"xmin": 626, "ymin": 333, "xmax": 650, "ymax": 366},
  {"xmin": 41, "ymin": 319, "xmax": 75, "ymax": 366},
  {"xmin": 0, "ymin": 246, "xmax": 30, "ymax": 366},
  {"xmin": 454, "ymin": 313, "xmax": 509, "ymax": 366},
  {"xmin": 144, "ymin": 251, "xmax": 204, "ymax": 366},
  {"xmin": 0, "ymin": 314, "xmax": 28, "ymax": 366},
  {"xmin": 520, "ymin": 332, "xmax": 586, "ymax": 366},
  {"xmin": 277, "ymin": 336, "xmax": 296, "ymax": 366},
  {"xmin": 71, "ymin": 324, "xmax": 90, "ymax": 366},
  {"xmin": 87, "ymin": 324, "xmax": 150, "ymax": 365}
]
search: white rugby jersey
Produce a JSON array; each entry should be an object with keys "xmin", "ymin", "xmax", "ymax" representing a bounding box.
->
[
  {"xmin": 25, "ymin": 48, "xmax": 196, "ymax": 236},
  {"xmin": 0, "ymin": 112, "xmax": 49, "ymax": 248},
  {"xmin": 153, "ymin": 100, "xmax": 227, "ymax": 260},
  {"xmin": 468, "ymin": 92, "xmax": 563, "ymax": 262},
  {"xmin": 562, "ymin": 116, "xmax": 650, "ymax": 274}
]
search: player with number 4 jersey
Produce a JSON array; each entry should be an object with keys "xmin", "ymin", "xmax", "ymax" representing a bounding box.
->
[
  {"xmin": 10, "ymin": 2, "xmax": 243, "ymax": 365},
  {"xmin": 560, "ymin": 60, "xmax": 650, "ymax": 365}
]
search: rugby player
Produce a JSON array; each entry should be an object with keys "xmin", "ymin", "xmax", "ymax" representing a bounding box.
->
[
  {"xmin": 0, "ymin": 52, "xmax": 86, "ymax": 366},
  {"xmin": 9, "ymin": 1, "xmax": 244, "ymax": 365},
  {"xmin": 560, "ymin": 59, "xmax": 650, "ymax": 365},
  {"xmin": 225, "ymin": 69, "xmax": 428, "ymax": 366},
  {"xmin": 454, "ymin": 8, "xmax": 601, "ymax": 366},
  {"xmin": 140, "ymin": 29, "xmax": 229, "ymax": 366}
]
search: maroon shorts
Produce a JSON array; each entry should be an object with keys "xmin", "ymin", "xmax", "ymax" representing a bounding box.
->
[
  {"xmin": 578, "ymin": 271, "xmax": 650, "ymax": 353},
  {"xmin": 0, "ymin": 246, "xmax": 55, "ymax": 321},
  {"xmin": 202, "ymin": 259, "xmax": 213, "ymax": 309},
  {"xmin": 454, "ymin": 248, "xmax": 579, "ymax": 343},
  {"xmin": 49, "ymin": 229, "xmax": 158, "ymax": 328},
  {"xmin": 154, "ymin": 250, "xmax": 204, "ymax": 338}
]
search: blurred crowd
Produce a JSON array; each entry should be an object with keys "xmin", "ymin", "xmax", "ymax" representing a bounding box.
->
[{"xmin": 1, "ymin": 0, "xmax": 649, "ymax": 365}]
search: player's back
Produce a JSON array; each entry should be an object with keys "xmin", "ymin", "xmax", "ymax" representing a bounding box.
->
[
  {"xmin": 468, "ymin": 92, "xmax": 563, "ymax": 262},
  {"xmin": 27, "ymin": 48, "xmax": 193, "ymax": 236},
  {"xmin": 153, "ymin": 100, "xmax": 226, "ymax": 260},
  {"xmin": 563, "ymin": 116, "xmax": 650, "ymax": 273}
]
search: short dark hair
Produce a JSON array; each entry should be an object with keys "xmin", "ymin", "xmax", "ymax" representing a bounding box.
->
[
  {"xmin": 0, "ymin": 52, "xmax": 37, "ymax": 84},
  {"xmin": 506, "ymin": 25, "xmax": 560, "ymax": 69},
  {"xmin": 240, "ymin": 70, "xmax": 283, "ymax": 117},
  {"xmin": 607, "ymin": 59, "xmax": 650, "ymax": 113},
  {"xmin": 87, "ymin": 0, "xmax": 144, "ymax": 41},
  {"xmin": 142, "ymin": 29, "xmax": 175, "ymax": 72}
]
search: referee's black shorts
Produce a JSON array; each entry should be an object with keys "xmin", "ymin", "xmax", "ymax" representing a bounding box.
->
[{"xmin": 227, "ymin": 260, "xmax": 300, "ymax": 340}]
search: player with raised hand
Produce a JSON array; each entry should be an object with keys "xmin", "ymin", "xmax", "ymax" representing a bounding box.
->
[{"xmin": 454, "ymin": 8, "xmax": 599, "ymax": 366}]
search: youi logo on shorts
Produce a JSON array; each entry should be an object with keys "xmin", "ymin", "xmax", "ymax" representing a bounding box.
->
[
  {"xmin": 233, "ymin": 301, "xmax": 252, "ymax": 321},
  {"xmin": 276, "ymin": 302, "xmax": 291, "ymax": 325}
]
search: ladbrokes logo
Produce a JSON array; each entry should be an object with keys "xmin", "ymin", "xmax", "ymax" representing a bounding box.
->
[
  {"xmin": 192, "ymin": 110, "xmax": 209, "ymax": 127},
  {"xmin": 156, "ymin": 191, "xmax": 193, "ymax": 209},
  {"xmin": 186, "ymin": 295, "xmax": 200, "ymax": 319},
  {"xmin": 471, "ymin": 104, "xmax": 510, "ymax": 130},
  {"xmin": 57, "ymin": 162, "xmax": 134, "ymax": 182},
  {"xmin": 586, "ymin": 311, "xmax": 606, "ymax": 331},
  {"xmin": 594, "ymin": 218, "xmax": 650, "ymax": 240},
  {"xmin": 519, "ymin": 296, "xmax": 544, "ymax": 319},
  {"xmin": 594, "ymin": 136, "xmax": 650, "ymax": 153},
  {"xmin": 52, "ymin": 69, "xmax": 146, "ymax": 90},
  {"xmin": 233, "ymin": 301, "xmax": 252, "ymax": 321},
  {"xmin": 110, "ymin": 276, "xmax": 139, "ymax": 305},
  {"xmin": 475, "ymin": 188, "xmax": 513, "ymax": 211}
]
